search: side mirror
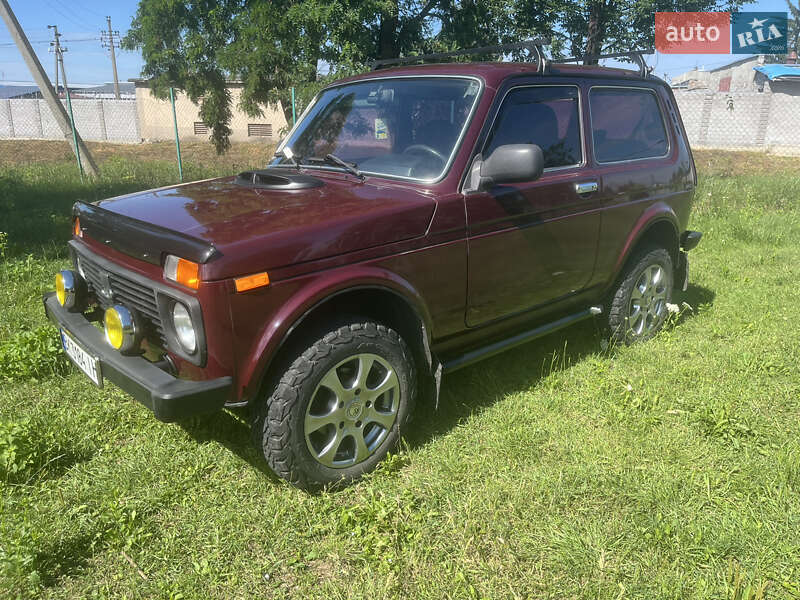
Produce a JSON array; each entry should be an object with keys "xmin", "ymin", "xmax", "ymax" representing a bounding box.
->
[{"xmin": 478, "ymin": 144, "xmax": 544, "ymax": 190}]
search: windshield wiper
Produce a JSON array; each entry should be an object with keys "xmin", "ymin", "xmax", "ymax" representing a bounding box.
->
[{"xmin": 306, "ymin": 154, "xmax": 364, "ymax": 180}]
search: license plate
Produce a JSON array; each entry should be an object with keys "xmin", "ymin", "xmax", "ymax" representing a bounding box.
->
[{"xmin": 60, "ymin": 328, "xmax": 103, "ymax": 387}]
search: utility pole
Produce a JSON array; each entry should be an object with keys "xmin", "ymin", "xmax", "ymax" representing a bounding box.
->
[
  {"xmin": 0, "ymin": 0, "xmax": 98, "ymax": 175},
  {"xmin": 47, "ymin": 24, "xmax": 59, "ymax": 95},
  {"xmin": 101, "ymin": 16, "xmax": 120, "ymax": 99},
  {"xmin": 54, "ymin": 38, "xmax": 84, "ymax": 175}
]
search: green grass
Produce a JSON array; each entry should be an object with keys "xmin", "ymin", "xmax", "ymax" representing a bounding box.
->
[{"xmin": 1, "ymin": 154, "xmax": 799, "ymax": 599}]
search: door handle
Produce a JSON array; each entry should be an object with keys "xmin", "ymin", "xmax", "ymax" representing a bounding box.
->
[{"xmin": 575, "ymin": 181, "xmax": 598, "ymax": 194}]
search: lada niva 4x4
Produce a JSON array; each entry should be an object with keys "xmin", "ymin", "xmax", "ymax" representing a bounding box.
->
[{"xmin": 45, "ymin": 56, "xmax": 701, "ymax": 489}]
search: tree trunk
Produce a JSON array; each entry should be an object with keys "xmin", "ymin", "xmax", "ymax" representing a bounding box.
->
[
  {"xmin": 584, "ymin": 0, "xmax": 604, "ymax": 64},
  {"xmin": 378, "ymin": 2, "xmax": 399, "ymax": 59}
]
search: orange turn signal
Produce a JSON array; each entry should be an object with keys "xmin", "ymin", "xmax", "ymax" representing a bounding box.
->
[
  {"xmin": 73, "ymin": 217, "xmax": 82, "ymax": 238},
  {"xmin": 234, "ymin": 272, "xmax": 270, "ymax": 292},
  {"xmin": 164, "ymin": 255, "xmax": 200, "ymax": 289}
]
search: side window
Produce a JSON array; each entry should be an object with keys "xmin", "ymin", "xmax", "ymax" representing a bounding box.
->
[
  {"xmin": 590, "ymin": 88, "xmax": 668, "ymax": 163},
  {"xmin": 484, "ymin": 86, "xmax": 582, "ymax": 169}
]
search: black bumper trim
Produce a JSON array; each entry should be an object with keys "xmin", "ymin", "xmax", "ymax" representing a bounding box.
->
[
  {"xmin": 681, "ymin": 230, "xmax": 702, "ymax": 252},
  {"xmin": 43, "ymin": 292, "xmax": 232, "ymax": 422}
]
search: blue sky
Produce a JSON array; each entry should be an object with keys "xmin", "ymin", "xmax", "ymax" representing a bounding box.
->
[{"xmin": 0, "ymin": 0, "xmax": 793, "ymax": 86}]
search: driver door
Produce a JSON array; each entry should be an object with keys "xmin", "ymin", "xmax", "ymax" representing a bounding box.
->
[{"xmin": 465, "ymin": 84, "xmax": 601, "ymax": 327}]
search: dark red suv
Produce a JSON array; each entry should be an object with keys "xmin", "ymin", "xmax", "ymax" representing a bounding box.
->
[{"xmin": 45, "ymin": 53, "xmax": 701, "ymax": 488}]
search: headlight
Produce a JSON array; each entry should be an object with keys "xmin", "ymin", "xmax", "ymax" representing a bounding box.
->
[
  {"xmin": 172, "ymin": 302, "xmax": 196, "ymax": 353},
  {"xmin": 104, "ymin": 305, "xmax": 138, "ymax": 353},
  {"xmin": 55, "ymin": 270, "xmax": 86, "ymax": 311}
]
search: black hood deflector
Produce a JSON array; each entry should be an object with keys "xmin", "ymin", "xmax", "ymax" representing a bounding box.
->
[
  {"xmin": 73, "ymin": 201, "xmax": 219, "ymax": 265},
  {"xmin": 234, "ymin": 168, "xmax": 324, "ymax": 190}
]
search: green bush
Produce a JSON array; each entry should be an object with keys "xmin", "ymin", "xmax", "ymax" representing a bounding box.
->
[{"xmin": 0, "ymin": 326, "xmax": 65, "ymax": 382}]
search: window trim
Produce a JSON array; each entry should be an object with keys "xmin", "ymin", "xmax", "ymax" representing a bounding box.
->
[
  {"xmin": 480, "ymin": 84, "xmax": 586, "ymax": 173},
  {"xmin": 273, "ymin": 75, "xmax": 485, "ymax": 185},
  {"xmin": 588, "ymin": 85, "xmax": 671, "ymax": 165}
]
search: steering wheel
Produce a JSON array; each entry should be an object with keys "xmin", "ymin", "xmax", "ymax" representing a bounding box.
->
[{"xmin": 403, "ymin": 144, "xmax": 447, "ymax": 163}]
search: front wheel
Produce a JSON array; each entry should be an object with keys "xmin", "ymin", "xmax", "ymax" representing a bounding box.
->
[
  {"xmin": 252, "ymin": 320, "xmax": 416, "ymax": 489},
  {"xmin": 607, "ymin": 246, "xmax": 673, "ymax": 345}
]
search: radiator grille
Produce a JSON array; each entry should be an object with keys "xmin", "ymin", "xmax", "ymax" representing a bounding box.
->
[{"xmin": 78, "ymin": 253, "xmax": 167, "ymax": 347}]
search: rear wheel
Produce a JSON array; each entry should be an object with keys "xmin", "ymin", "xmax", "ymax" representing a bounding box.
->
[
  {"xmin": 252, "ymin": 319, "xmax": 415, "ymax": 489},
  {"xmin": 607, "ymin": 246, "xmax": 673, "ymax": 345}
]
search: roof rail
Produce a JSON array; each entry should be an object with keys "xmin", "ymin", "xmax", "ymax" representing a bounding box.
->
[
  {"xmin": 552, "ymin": 49, "xmax": 655, "ymax": 78},
  {"xmin": 369, "ymin": 39, "xmax": 550, "ymax": 72}
]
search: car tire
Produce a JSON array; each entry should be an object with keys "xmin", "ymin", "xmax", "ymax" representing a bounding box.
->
[
  {"xmin": 252, "ymin": 319, "xmax": 416, "ymax": 490},
  {"xmin": 607, "ymin": 246, "xmax": 673, "ymax": 345}
]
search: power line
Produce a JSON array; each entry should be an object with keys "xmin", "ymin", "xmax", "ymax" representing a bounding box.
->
[
  {"xmin": 42, "ymin": 0, "xmax": 92, "ymax": 31},
  {"xmin": 71, "ymin": 0, "xmax": 105, "ymax": 19},
  {"xmin": 0, "ymin": 38, "xmax": 101, "ymax": 47}
]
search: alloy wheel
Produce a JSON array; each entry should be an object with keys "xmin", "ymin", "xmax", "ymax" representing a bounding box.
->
[{"xmin": 304, "ymin": 353, "xmax": 400, "ymax": 468}]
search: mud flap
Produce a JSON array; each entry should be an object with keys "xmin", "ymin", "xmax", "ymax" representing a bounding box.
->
[{"xmin": 676, "ymin": 251, "xmax": 689, "ymax": 292}]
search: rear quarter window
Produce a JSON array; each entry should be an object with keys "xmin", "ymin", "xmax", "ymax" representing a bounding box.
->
[{"xmin": 589, "ymin": 87, "xmax": 669, "ymax": 163}]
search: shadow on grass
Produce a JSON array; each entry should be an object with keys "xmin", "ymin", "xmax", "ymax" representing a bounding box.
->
[
  {"xmin": 31, "ymin": 531, "xmax": 100, "ymax": 588},
  {"xmin": 177, "ymin": 410, "xmax": 282, "ymax": 483},
  {"xmin": 408, "ymin": 283, "xmax": 716, "ymax": 451},
  {"xmin": 168, "ymin": 284, "xmax": 715, "ymax": 488},
  {"xmin": 680, "ymin": 283, "xmax": 716, "ymax": 310}
]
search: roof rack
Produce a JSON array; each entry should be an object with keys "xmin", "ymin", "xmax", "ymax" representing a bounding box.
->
[
  {"xmin": 369, "ymin": 41, "xmax": 654, "ymax": 78},
  {"xmin": 552, "ymin": 49, "xmax": 655, "ymax": 78},
  {"xmin": 370, "ymin": 39, "xmax": 549, "ymax": 72}
]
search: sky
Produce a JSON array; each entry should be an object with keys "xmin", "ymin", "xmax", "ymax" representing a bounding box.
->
[{"xmin": 0, "ymin": 0, "xmax": 794, "ymax": 87}]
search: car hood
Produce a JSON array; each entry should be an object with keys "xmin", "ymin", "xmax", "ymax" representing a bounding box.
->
[{"xmin": 95, "ymin": 172, "xmax": 437, "ymax": 278}]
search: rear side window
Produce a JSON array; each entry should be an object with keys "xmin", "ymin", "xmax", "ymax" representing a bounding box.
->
[
  {"xmin": 589, "ymin": 88, "xmax": 668, "ymax": 163},
  {"xmin": 484, "ymin": 86, "xmax": 582, "ymax": 169}
]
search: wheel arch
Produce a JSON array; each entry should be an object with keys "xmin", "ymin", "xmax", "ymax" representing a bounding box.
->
[
  {"xmin": 608, "ymin": 203, "xmax": 680, "ymax": 293},
  {"xmin": 240, "ymin": 273, "xmax": 436, "ymax": 410}
]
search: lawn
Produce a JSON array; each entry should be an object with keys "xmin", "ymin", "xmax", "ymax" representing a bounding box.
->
[{"xmin": 1, "ymin": 145, "xmax": 799, "ymax": 599}]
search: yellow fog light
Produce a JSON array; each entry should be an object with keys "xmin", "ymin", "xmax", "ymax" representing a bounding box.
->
[
  {"xmin": 103, "ymin": 305, "xmax": 138, "ymax": 353},
  {"xmin": 55, "ymin": 272, "xmax": 67, "ymax": 306},
  {"xmin": 55, "ymin": 270, "xmax": 86, "ymax": 311}
]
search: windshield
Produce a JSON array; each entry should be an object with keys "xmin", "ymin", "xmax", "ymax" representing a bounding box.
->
[{"xmin": 272, "ymin": 77, "xmax": 482, "ymax": 181}]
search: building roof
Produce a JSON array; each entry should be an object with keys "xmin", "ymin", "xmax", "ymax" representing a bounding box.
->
[
  {"xmin": 73, "ymin": 82, "xmax": 135, "ymax": 95},
  {"xmin": 0, "ymin": 85, "xmax": 40, "ymax": 99},
  {"xmin": 753, "ymin": 64, "xmax": 800, "ymax": 81},
  {"xmin": 708, "ymin": 56, "xmax": 759, "ymax": 73}
]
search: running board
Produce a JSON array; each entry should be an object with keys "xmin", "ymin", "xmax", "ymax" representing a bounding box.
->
[{"xmin": 442, "ymin": 306, "xmax": 602, "ymax": 374}]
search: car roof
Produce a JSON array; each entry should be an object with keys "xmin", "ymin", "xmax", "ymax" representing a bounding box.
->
[{"xmin": 331, "ymin": 61, "xmax": 664, "ymax": 90}]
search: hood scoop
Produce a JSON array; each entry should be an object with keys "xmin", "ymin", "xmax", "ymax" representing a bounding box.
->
[{"xmin": 234, "ymin": 168, "xmax": 324, "ymax": 190}]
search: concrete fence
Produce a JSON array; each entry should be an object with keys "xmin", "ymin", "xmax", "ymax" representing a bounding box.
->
[
  {"xmin": 673, "ymin": 90, "xmax": 800, "ymax": 155},
  {"xmin": 0, "ymin": 98, "xmax": 140, "ymax": 143},
  {"xmin": 2, "ymin": 90, "xmax": 799, "ymax": 155}
]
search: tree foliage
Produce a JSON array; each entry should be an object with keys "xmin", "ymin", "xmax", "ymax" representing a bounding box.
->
[
  {"xmin": 124, "ymin": 0, "xmax": 752, "ymax": 152},
  {"xmin": 788, "ymin": 0, "xmax": 800, "ymax": 55}
]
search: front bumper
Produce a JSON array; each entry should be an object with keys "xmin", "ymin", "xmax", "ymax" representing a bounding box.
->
[{"xmin": 43, "ymin": 292, "xmax": 232, "ymax": 422}]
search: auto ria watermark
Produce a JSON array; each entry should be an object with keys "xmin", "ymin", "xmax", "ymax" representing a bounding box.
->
[{"xmin": 656, "ymin": 12, "xmax": 787, "ymax": 54}]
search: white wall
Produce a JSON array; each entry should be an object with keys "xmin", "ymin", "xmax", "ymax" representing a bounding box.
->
[
  {"xmin": 0, "ymin": 98, "xmax": 140, "ymax": 143},
  {"xmin": 673, "ymin": 90, "xmax": 800, "ymax": 155}
]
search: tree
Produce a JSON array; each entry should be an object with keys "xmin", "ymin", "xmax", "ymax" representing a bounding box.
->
[
  {"xmin": 125, "ymin": 0, "xmax": 755, "ymax": 152},
  {"xmin": 789, "ymin": 0, "xmax": 800, "ymax": 56},
  {"xmin": 514, "ymin": 0, "xmax": 753, "ymax": 64},
  {"xmin": 123, "ymin": 0, "xmax": 526, "ymax": 152}
]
